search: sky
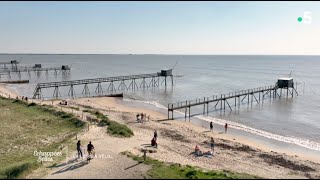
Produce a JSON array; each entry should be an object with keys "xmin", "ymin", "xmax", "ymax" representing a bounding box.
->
[{"xmin": 0, "ymin": 1, "xmax": 319, "ymax": 55}]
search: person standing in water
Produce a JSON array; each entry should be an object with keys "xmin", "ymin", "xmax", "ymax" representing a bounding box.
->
[
  {"xmin": 224, "ymin": 123, "xmax": 228, "ymax": 134},
  {"xmin": 210, "ymin": 122, "xmax": 213, "ymax": 132},
  {"xmin": 77, "ymin": 140, "xmax": 83, "ymax": 159}
]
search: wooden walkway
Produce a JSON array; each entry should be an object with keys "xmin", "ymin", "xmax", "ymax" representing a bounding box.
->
[
  {"xmin": 0, "ymin": 66, "xmax": 69, "ymax": 73},
  {"xmin": 0, "ymin": 66, "xmax": 71, "ymax": 79},
  {"xmin": 33, "ymin": 71, "xmax": 173, "ymax": 99},
  {"xmin": 168, "ymin": 84, "xmax": 298, "ymax": 120}
]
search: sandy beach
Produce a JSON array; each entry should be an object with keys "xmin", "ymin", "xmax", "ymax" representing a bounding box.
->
[{"xmin": 1, "ymin": 84, "xmax": 320, "ymax": 179}]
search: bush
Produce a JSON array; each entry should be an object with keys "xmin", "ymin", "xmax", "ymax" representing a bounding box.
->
[
  {"xmin": 27, "ymin": 102, "xmax": 37, "ymax": 107},
  {"xmin": 185, "ymin": 169, "xmax": 198, "ymax": 179},
  {"xmin": 12, "ymin": 99, "xmax": 26, "ymax": 105},
  {"xmin": 98, "ymin": 119, "xmax": 109, "ymax": 127},
  {"xmin": 4, "ymin": 162, "xmax": 36, "ymax": 179},
  {"xmin": 70, "ymin": 117, "xmax": 86, "ymax": 128},
  {"xmin": 53, "ymin": 111, "xmax": 73, "ymax": 119},
  {"xmin": 61, "ymin": 113, "xmax": 73, "ymax": 119},
  {"xmin": 107, "ymin": 121, "xmax": 134, "ymax": 137}
]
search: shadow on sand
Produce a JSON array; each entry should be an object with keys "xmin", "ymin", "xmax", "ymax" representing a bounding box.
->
[
  {"xmin": 155, "ymin": 119, "xmax": 171, "ymax": 122},
  {"xmin": 124, "ymin": 162, "xmax": 143, "ymax": 170},
  {"xmin": 51, "ymin": 160, "xmax": 87, "ymax": 175},
  {"xmin": 47, "ymin": 158, "xmax": 79, "ymax": 169}
]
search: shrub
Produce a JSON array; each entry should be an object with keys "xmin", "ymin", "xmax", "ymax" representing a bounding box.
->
[
  {"xmin": 70, "ymin": 117, "xmax": 86, "ymax": 128},
  {"xmin": 4, "ymin": 162, "xmax": 36, "ymax": 179},
  {"xmin": 27, "ymin": 102, "xmax": 37, "ymax": 107},
  {"xmin": 107, "ymin": 121, "xmax": 134, "ymax": 137},
  {"xmin": 98, "ymin": 119, "xmax": 109, "ymax": 127}
]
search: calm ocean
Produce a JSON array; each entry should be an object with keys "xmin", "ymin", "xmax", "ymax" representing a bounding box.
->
[{"xmin": 1, "ymin": 54, "xmax": 320, "ymax": 155}]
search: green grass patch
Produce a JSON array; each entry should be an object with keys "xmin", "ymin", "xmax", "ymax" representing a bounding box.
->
[
  {"xmin": 0, "ymin": 97, "xmax": 85, "ymax": 179},
  {"xmin": 65, "ymin": 106, "xmax": 80, "ymax": 111},
  {"xmin": 121, "ymin": 151, "xmax": 262, "ymax": 179},
  {"xmin": 4, "ymin": 162, "xmax": 39, "ymax": 179},
  {"xmin": 84, "ymin": 109, "xmax": 133, "ymax": 137},
  {"xmin": 107, "ymin": 121, "xmax": 134, "ymax": 137}
]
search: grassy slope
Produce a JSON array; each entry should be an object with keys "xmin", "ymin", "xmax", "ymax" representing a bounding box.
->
[
  {"xmin": 0, "ymin": 98, "xmax": 85, "ymax": 179},
  {"xmin": 122, "ymin": 151, "xmax": 262, "ymax": 179},
  {"xmin": 84, "ymin": 109, "xmax": 134, "ymax": 137}
]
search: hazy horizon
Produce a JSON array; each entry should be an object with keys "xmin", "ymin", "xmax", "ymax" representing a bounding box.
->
[
  {"xmin": 1, "ymin": 1, "xmax": 319, "ymax": 55},
  {"xmin": 1, "ymin": 53, "xmax": 320, "ymax": 56}
]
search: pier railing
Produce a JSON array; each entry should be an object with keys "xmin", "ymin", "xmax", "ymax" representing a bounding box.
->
[
  {"xmin": 169, "ymin": 85, "xmax": 277, "ymax": 110},
  {"xmin": 0, "ymin": 66, "xmax": 68, "ymax": 73},
  {"xmin": 33, "ymin": 71, "xmax": 174, "ymax": 99},
  {"xmin": 36, "ymin": 73, "xmax": 159, "ymax": 88}
]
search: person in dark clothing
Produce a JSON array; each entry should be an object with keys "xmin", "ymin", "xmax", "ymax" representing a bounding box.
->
[
  {"xmin": 210, "ymin": 122, "xmax": 213, "ymax": 132},
  {"xmin": 151, "ymin": 137, "xmax": 157, "ymax": 148},
  {"xmin": 87, "ymin": 141, "xmax": 94, "ymax": 156},
  {"xmin": 154, "ymin": 130, "xmax": 158, "ymax": 140},
  {"xmin": 210, "ymin": 137, "xmax": 215, "ymax": 153},
  {"xmin": 77, "ymin": 140, "xmax": 83, "ymax": 159},
  {"xmin": 224, "ymin": 123, "xmax": 228, "ymax": 134}
]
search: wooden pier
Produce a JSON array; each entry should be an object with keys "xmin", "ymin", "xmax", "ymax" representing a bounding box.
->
[
  {"xmin": 0, "ymin": 61, "xmax": 19, "ymax": 71},
  {"xmin": 167, "ymin": 82, "xmax": 298, "ymax": 120},
  {"xmin": 0, "ymin": 66, "xmax": 71, "ymax": 79},
  {"xmin": 32, "ymin": 70, "xmax": 174, "ymax": 99}
]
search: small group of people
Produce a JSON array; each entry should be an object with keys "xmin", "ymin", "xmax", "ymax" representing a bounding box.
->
[
  {"xmin": 210, "ymin": 121, "xmax": 228, "ymax": 134},
  {"xmin": 59, "ymin": 100, "xmax": 68, "ymax": 105},
  {"xmin": 136, "ymin": 113, "xmax": 150, "ymax": 123},
  {"xmin": 16, "ymin": 96, "xmax": 28, "ymax": 101},
  {"xmin": 151, "ymin": 129, "xmax": 158, "ymax": 148},
  {"xmin": 77, "ymin": 140, "xmax": 95, "ymax": 162},
  {"xmin": 195, "ymin": 137, "xmax": 215, "ymax": 158}
]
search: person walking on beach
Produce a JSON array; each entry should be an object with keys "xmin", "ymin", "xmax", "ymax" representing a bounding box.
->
[
  {"xmin": 141, "ymin": 113, "xmax": 144, "ymax": 122},
  {"xmin": 210, "ymin": 137, "xmax": 215, "ymax": 154},
  {"xmin": 87, "ymin": 141, "xmax": 94, "ymax": 156},
  {"xmin": 224, "ymin": 123, "xmax": 228, "ymax": 134},
  {"xmin": 136, "ymin": 114, "xmax": 140, "ymax": 122},
  {"xmin": 210, "ymin": 122, "xmax": 213, "ymax": 132},
  {"xmin": 77, "ymin": 140, "xmax": 83, "ymax": 159}
]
